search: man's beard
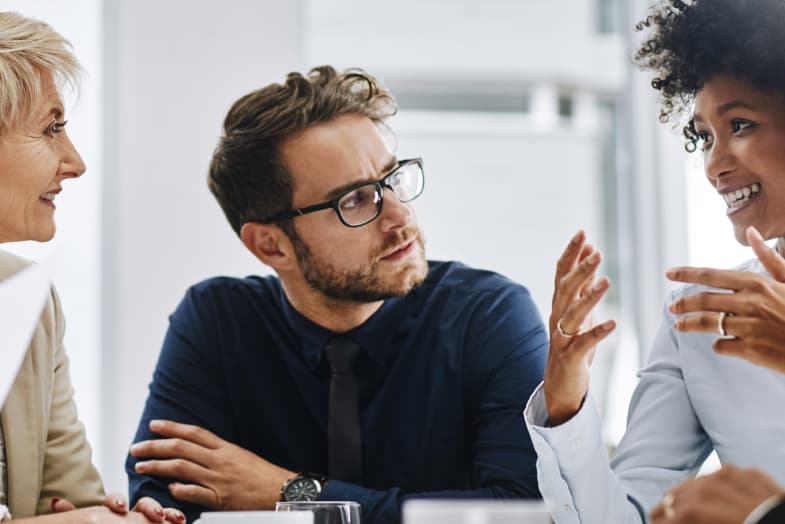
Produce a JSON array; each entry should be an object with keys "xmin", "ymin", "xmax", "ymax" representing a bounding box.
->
[{"xmin": 290, "ymin": 226, "xmax": 428, "ymax": 303}]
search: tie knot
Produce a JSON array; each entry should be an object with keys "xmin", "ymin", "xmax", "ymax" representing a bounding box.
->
[{"xmin": 325, "ymin": 336, "xmax": 362, "ymax": 375}]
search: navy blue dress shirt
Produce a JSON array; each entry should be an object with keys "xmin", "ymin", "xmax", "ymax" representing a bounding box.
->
[{"xmin": 127, "ymin": 261, "xmax": 548, "ymax": 524}]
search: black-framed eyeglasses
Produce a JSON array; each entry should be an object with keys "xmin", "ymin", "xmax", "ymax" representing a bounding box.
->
[{"xmin": 255, "ymin": 157, "xmax": 425, "ymax": 228}]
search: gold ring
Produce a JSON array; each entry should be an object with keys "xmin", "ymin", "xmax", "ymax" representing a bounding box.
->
[
  {"xmin": 718, "ymin": 311, "xmax": 727, "ymax": 337},
  {"xmin": 556, "ymin": 318, "xmax": 579, "ymax": 338},
  {"xmin": 662, "ymin": 492, "xmax": 675, "ymax": 519}
]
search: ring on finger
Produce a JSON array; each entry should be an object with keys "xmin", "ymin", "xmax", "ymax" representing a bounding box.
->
[
  {"xmin": 557, "ymin": 317, "xmax": 580, "ymax": 338},
  {"xmin": 662, "ymin": 492, "xmax": 675, "ymax": 519},
  {"xmin": 718, "ymin": 311, "xmax": 728, "ymax": 337}
]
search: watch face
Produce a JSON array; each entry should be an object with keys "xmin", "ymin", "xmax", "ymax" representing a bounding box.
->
[{"xmin": 285, "ymin": 477, "xmax": 320, "ymax": 501}]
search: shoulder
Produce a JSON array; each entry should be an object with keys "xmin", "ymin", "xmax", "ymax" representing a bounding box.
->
[
  {"xmin": 182, "ymin": 273, "xmax": 281, "ymax": 303},
  {"xmin": 0, "ymin": 250, "xmax": 32, "ymax": 279},
  {"xmin": 417, "ymin": 260, "xmax": 542, "ymax": 330},
  {"xmin": 0, "ymin": 250, "xmax": 62, "ymax": 347},
  {"xmin": 170, "ymin": 273, "xmax": 283, "ymax": 328},
  {"xmin": 423, "ymin": 260, "xmax": 531, "ymax": 297}
]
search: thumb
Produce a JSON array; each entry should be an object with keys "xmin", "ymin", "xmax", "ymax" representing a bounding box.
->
[
  {"xmin": 747, "ymin": 226, "xmax": 785, "ymax": 281},
  {"xmin": 50, "ymin": 497, "xmax": 77, "ymax": 513}
]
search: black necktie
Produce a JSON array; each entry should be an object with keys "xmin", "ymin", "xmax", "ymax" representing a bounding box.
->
[{"xmin": 325, "ymin": 336, "xmax": 363, "ymax": 483}]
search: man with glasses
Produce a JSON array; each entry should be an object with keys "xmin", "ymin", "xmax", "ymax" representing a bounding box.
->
[{"xmin": 126, "ymin": 66, "xmax": 548, "ymax": 524}]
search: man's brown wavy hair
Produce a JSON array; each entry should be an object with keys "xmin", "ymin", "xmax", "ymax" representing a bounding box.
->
[{"xmin": 208, "ymin": 65, "xmax": 398, "ymax": 237}]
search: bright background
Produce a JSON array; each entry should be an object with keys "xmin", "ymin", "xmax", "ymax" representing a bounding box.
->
[{"xmin": 1, "ymin": 0, "xmax": 761, "ymax": 492}]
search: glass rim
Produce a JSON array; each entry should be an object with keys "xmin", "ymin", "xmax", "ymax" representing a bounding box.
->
[{"xmin": 275, "ymin": 501, "xmax": 361, "ymax": 507}]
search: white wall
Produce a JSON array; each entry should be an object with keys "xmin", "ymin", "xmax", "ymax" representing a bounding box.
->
[
  {"xmin": 2, "ymin": 0, "xmax": 697, "ymax": 495},
  {"xmin": 100, "ymin": 0, "xmax": 303, "ymax": 491}
]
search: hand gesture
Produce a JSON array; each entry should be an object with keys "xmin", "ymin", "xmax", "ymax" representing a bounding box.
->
[
  {"xmin": 668, "ymin": 226, "xmax": 785, "ymax": 374},
  {"xmin": 131, "ymin": 420, "xmax": 296, "ymax": 511},
  {"xmin": 543, "ymin": 231, "xmax": 616, "ymax": 426},
  {"xmin": 650, "ymin": 465, "xmax": 784, "ymax": 524}
]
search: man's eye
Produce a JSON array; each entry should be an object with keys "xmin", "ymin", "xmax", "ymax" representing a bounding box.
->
[{"xmin": 340, "ymin": 190, "xmax": 366, "ymax": 210}]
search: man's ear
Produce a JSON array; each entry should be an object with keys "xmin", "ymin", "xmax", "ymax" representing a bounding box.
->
[{"xmin": 240, "ymin": 222, "xmax": 297, "ymax": 271}]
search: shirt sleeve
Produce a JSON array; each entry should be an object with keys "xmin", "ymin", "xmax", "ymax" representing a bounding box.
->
[
  {"xmin": 524, "ymin": 293, "xmax": 713, "ymax": 524},
  {"xmin": 126, "ymin": 288, "xmax": 236, "ymax": 522},
  {"xmin": 321, "ymin": 284, "xmax": 549, "ymax": 524}
]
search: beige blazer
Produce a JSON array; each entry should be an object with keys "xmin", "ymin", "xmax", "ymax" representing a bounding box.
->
[{"xmin": 0, "ymin": 250, "xmax": 104, "ymax": 517}]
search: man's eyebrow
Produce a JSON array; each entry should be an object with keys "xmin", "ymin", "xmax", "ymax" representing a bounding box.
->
[{"xmin": 324, "ymin": 157, "xmax": 399, "ymax": 200}]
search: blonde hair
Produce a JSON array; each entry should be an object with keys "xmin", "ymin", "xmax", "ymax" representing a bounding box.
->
[{"xmin": 0, "ymin": 12, "xmax": 81, "ymax": 137}]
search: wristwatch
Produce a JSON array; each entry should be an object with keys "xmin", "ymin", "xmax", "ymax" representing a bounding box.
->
[{"xmin": 280, "ymin": 473, "xmax": 327, "ymax": 502}]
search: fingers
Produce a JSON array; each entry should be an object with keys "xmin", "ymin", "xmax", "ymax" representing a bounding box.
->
[
  {"xmin": 649, "ymin": 500, "xmax": 665, "ymax": 522},
  {"xmin": 148, "ymin": 420, "xmax": 222, "ymax": 449},
  {"xmin": 566, "ymin": 320, "xmax": 616, "ymax": 357},
  {"xmin": 748, "ymin": 226, "xmax": 785, "ymax": 282},
  {"xmin": 672, "ymin": 311, "xmax": 727, "ymax": 335},
  {"xmin": 50, "ymin": 497, "xmax": 77, "ymax": 513},
  {"xmin": 131, "ymin": 437, "xmax": 213, "ymax": 467},
  {"xmin": 555, "ymin": 231, "xmax": 587, "ymax": 286},
  {"xmin": 714, "ymin": 338, "xmax": 785, "ymax": 374},
  {"xmin": 669, "ymin": 291, "xmax": 747, "ymax": 316},
  {"xmin": 168, "ymin": 482, "xmax": 219, "ymax": 509},
  {"xmin": 666, "ymin": 266, "xmax": 751, "ymax": 291},
  {"xmin": 553, "ymin": 250, "xmax": 603, "ymax": 319},
  {"xmin": 163, "ymin": 507, "xmax": 187, "ymax": 524},
  {"xmin": 134, "ymin": 457, "xmax": 213, "ymax": 485},
  {"xmin": 674, "ymin": 312, "xmax": 757, "ymax": 338},
  {"xmin": 559, "ymin": 278, "xmax": 610, "ymax": 335},
  {"xmin": 103, "ymin": 493, "xmax": 128, "ymax": 515},
  {"xmin": 132, "ymin": 497, "xmax": 167, "ymax": 522}
]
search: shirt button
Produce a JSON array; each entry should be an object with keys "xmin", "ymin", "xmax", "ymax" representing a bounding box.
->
[
  {"xmin": 570, "ymin": 439, "xmax": 582, "ymax": 449},
  {"xmin": 561, "ymin": 505, "xmax": 573, "ymax": 513}
]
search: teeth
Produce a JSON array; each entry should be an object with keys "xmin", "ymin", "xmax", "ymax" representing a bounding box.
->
[
  {"xmin": 40, "ymin": 193, "xmax": 56, "ymax": 201},
  {"xmin": 723, "ymin": 183, "xmax": 760, "ymax": 208}
]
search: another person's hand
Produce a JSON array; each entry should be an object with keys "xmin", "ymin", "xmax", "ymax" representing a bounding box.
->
[
  {"xmin": 51, "ymin": 494, "xmax": 184, "ymax": 523},
  {"xmin": 543, "ymin": 230, "xmax": 616, "ymax": 426},
  {"xmin": 18, "ymin": 505, "xmax": 181, "ymax": 524},
  {"xmin": 131, "ymin": 420, "xmax": 295, "ymax": 511},
  {"xmin": 650, "ymin": 465, "xmax": 785, "ymax": 524},
  {"xmin": 668, "ymin": 226, "xmax": 785, "ymax": 374}
]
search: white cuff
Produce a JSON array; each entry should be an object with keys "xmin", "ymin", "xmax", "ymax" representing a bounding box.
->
[{"xmin": 0, "ymin": 504, "xmax": 12, "ymax": 521}]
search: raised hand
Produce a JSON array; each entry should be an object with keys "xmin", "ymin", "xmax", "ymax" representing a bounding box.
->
[
  {"xmin": 668, "ymin": 226, "xmax": 785, "ymax": 374},
  {"xmin": 543, "ymin": 231, "xmax": 616, "ymax": 426}
]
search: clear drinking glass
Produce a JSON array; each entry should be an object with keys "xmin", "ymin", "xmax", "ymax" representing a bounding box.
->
[{"xmin": 276, "ymin": 501, "xmax": 361, "ymax": 524}]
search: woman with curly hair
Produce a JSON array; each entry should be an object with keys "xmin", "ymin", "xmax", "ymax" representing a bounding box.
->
[{"xmin": 523, "ymin": 0, "xmax": 785, "ymax": 523}]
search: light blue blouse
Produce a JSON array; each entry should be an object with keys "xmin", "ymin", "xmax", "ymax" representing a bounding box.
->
[{"xmin": 525, "ymin": 257, "xmax": 785, "ymax": 523}]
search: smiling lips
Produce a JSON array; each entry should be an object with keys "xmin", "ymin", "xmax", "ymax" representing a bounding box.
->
[
  {"xmin": 39, "ymin": 188, "xmax": 61, "ymax": 207},
  {"xmin": 722, "ymin": 182, "xmax": 760, "ymax": 214}
]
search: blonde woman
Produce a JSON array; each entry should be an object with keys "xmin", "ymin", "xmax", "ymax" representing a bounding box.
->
[{"xmin": 0, "ymin": 12, "xmax": 181, "ymax": 523}]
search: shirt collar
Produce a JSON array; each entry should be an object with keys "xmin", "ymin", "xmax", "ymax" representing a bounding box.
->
[{"xmin": 278, "ymin": 284, "xmax": 409, "ymax": 371}]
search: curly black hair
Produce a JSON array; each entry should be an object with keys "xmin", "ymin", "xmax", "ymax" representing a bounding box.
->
[{"xmin": 634, "ymin": 0, "xmax": 785, "ymax": 151}]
